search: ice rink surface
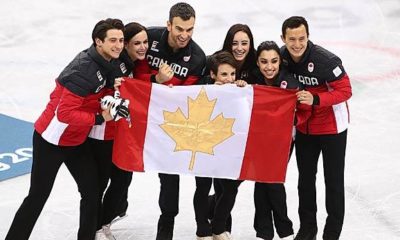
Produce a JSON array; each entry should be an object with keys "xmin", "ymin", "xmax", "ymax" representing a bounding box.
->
[{"xmin": 1, "ymin": 0, "xmax": 400, "ymax": 239}]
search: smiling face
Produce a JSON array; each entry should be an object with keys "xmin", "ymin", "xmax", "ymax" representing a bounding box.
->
[
  {"xmin": 257, "ymin": 49, "xmax": 281, "ymax": 81},
  {"xmin": 211, "ymin": 63, "xmax": 236, "ymax": 84},
  {"xmin": 167, "ymin": 16, "xmax": 195, "ymax": 51},
  {"xmin": 231, "ymin": 31, "xmax": 250, "ymax": 63},
  {"xmin": 125, "ymin": 30, "xmax": 148, "ymax": 61},
  {"xmin": 96, "ymin": 29, "xmax": 124, "ymax": 61},
  {"xmin": 281, "ymin": 24, "xmax": 308, "ymax": 63}
]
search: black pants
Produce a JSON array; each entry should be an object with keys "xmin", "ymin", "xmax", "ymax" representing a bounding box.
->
[
  {"xmin": 193, "ymin": 176, "xmax": 213, "ymax": 237},
  {"xmin": 157, "ymin": 173, "xmax": 179, "ymax": 231},
  {"xmin": 254, "ymin": 183, "xmax": 293, "ymax": 239},
  {"xmin": 101, "ymin": 163, "xmax": 132, "ymax": 225},
  {"xmin": 212, "ymin": 178, "xmax": 242, "ymax": 234},
  {"xmin": 207, "ymin": 180, "xmax": 233, "ymax": 234},
  {"xmin": 87, "ymin": 138, "xmax": 114, "ymax": 229},
  {"xmin": 194, "ymin": 177, "xmax": 241, "ymax": 236},
  {"xmin": 6, "ymin": 131, "xmax": 99, "ymax": 240},
  {"xmin": 88, "ymin": 139, "xmax": 133, "ymax": 229},
  {"xmin": 295, "ymin": 130, "xmax": 347, "ymax": 239}
]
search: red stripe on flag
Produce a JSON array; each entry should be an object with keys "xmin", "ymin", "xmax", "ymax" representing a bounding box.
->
[
  {"xmin": 112, "ymin": 79, "xmax": 152, "ymax": 171},
  {"xmin": 239, "ymin": 86, "xmax": 297, "ymax": 183}
]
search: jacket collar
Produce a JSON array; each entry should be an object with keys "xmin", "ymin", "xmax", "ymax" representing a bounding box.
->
[{"xmin": 88, "ymin": 44, "xmax": 115, "ymax": 74}]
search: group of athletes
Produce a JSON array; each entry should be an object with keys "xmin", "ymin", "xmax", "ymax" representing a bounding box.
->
[{"xmin": 5, "ymin": 2, "xmax": 352, "ymax": 240}]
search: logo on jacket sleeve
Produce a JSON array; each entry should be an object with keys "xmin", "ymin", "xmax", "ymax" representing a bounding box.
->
[
  {"xmin": 332, "ymin": 66, "xmax": 342, "ymax": 77},
  {"xmin": 308, "ymin": 62, "xmax": 314, "ymax": 72},
  {"xmin": 96, "ymin": 71, "xmax": 103, "ymax": 81},
  {"xmin": 95, "ymin": 79, "xmax": 106, "ymax": 93},
  {"xmin": 120, "ymin": 63, "xmax": 127, "ymax": 74},
  {"xmin": 151, "ymin": 41, "xmax": 159, "ymax": 52}
]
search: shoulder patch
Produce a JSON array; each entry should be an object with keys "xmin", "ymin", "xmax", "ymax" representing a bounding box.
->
[{"xmin": 333, "ymin": 66, "xmax": 342, "ymax": 77}]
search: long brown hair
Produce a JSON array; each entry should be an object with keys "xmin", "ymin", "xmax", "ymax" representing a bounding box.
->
[{"xmin": 222, "ymin": 23, "xmax": 256, "ymax": 72}]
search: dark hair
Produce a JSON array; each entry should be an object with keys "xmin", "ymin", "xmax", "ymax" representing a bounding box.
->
[
  {"xmin": 256, "ymin": 41, "xmax": 281, "ymax": 63},
  {"xmin": 208, "ymin": 50, "xmax": 237, "ymax": 76},
  {"xmin": 222, "ymin": 24, "xmax": 256, "ymax": 71},
  {"xmin": 92, "ymin": 18, "xmax": 124, "ymax": 46},
  {"xmin": 281, "ymin": 16, "xmax": 309, "ymax": 38},
  {"xmin": 169, "ymin": 2, "xmax": 196, "ymax": 22},
  {"xmin": 124, "ymin": 22, "xmax": 147, "ymax": 42}
]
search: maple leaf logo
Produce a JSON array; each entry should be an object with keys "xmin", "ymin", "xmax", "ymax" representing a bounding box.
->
[{"xmin": 160, "ymin": 87, "xmax": 235, "ymax": 170}]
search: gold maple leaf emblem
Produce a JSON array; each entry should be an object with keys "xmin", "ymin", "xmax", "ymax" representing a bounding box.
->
[{"xmin": 160, "ymin": 87, "xmax": 235, "ymax": 170}]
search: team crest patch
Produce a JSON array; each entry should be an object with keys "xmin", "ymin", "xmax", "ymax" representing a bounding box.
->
[
  {"xmin": 308, "ymin": 62, "xmax": 314, "ymax": 72},
  {"xmin": 120, "ymin": 63, "xmax": 127, "ymax": 74},
  {"xmin": 183, "ymin": 55, "xmax": 191, "ymax": 62},
  {"xmin": 96, "ymin": 71, "xmax": 103, "ymax": 81},
  {"xmin": 280, "ymin": 81, "xmax": 288, "ymax": 89}
]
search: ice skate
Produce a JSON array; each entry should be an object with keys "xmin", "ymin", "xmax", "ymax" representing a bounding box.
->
[
  {"xmin": 281, "ymin": 234, "xmax": 294, "ymax": 240},
  {"xmin": 213, "ymin": 231, "xmax": 232, "ymax": 240},
  {"xmin": 196, "ymin": 236, "xmax": 213, "ymax": 240}
]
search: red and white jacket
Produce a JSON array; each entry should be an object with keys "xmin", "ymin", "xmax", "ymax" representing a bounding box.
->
[
  {"xmin": 88, "ymin": 50, "xmax": 134, "ymax": 141},
  {"xmin": 88, "ymin": 88, "xmax": 116, "ymax": 141},
  {"xmin": 282, "ymin": 41, "xmax": 352, "ymax": 135},
  {"xmin": 34, "ymin": 45, "xmax": 129, "ymax": 146}
]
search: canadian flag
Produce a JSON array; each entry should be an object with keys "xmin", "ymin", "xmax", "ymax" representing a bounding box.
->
[{"xmin": 113, "ymin": 79, "xmax": 297, "ymax": 183}]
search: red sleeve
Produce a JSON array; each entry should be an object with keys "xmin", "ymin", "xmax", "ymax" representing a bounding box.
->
[
  {"xmin": 133, "ymin": 59, "xmax": 152, "ymax": 82},
  {"xmin": 295, "ymin": 103, "xmax": 312, "ymax": 127},
  {"xmin": 57, "ymin": 88, "xmax": 95, "ymax": 126},
  {"xmin": 318, "ymin": 74, "xmax": 352, "ymax": 107}
]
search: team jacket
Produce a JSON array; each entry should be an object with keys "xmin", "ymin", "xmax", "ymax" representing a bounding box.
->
[
  {"xmin": 236, "ymin": 52, "xmax": 258, "ymax": 83},
  {"xmin": 281, "ymin": 41, "xmax": 352, "ymax": 135},
  {"xmin": 88, "ymin": 50, "xmax": 134, "ymax": 141},
  {"xmin": 34, "ymin": 45, "xmax": 129, "ymax": 146},
  {"xmin": 134, "ymin": 27, "xmax": 206, "ymax": 85},
  {"xmin": 249, "ymin": 66, "xmax": 300, "ymax": 89},
  {"xmin": 251, "ymin": 67, "xmax": 310, "ymax": 127}
]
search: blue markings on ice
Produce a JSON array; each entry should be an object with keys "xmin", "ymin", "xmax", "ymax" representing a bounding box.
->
[{"xmin": 0, "ymin": 114, "xmax": 33, "ymax": 181}]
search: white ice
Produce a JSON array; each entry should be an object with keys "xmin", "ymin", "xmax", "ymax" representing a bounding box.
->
[{"xmin": 1, "ymin": 0, "xmax": 400, "ymax": 239}]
